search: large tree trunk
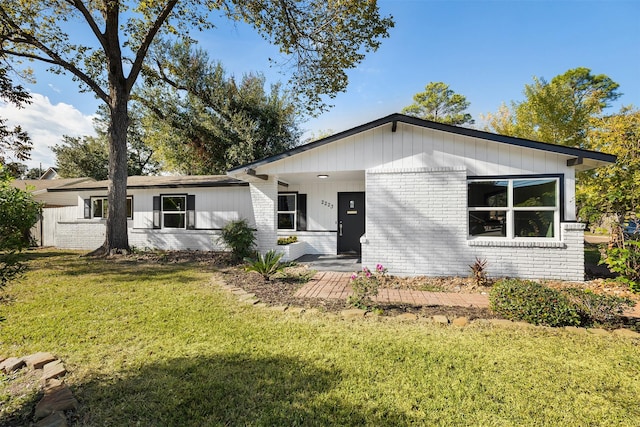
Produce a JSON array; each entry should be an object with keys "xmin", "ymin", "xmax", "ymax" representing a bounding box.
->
[{"xmin": 104, "ymin": 90, "xmax": 130, "ymax": 254}]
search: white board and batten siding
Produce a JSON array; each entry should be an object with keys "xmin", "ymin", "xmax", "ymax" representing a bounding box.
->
[
  {"xmin": 258, "ymin": 122, "xmax": 577, "ymax": 220},
  {"xmin": 51, "ymin": 186, "xmax": 253, "ymax": 251}
]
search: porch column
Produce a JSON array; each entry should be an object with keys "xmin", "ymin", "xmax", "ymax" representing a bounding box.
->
[{"xmin": 249, "ymin": 177, "xmax": 278, "ymax": 253}]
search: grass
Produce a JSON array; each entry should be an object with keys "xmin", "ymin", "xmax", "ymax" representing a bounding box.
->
[{"xmin": 1, "ymin": 250, "xmax": 640, "ymax": 426}]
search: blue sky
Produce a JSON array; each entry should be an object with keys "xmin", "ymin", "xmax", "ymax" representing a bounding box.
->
[{"xmin": 3, "ymin": 0, "xmax": 639, "ymax": 169}]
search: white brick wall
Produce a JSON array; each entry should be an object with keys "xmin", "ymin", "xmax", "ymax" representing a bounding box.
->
[
  {"xmin": 362, "ymin": 168, "xmax": 585, "ymax": 281},
  {"xmin": 249, "ymin": 177, "xmax": 278, "ymax": 253}
]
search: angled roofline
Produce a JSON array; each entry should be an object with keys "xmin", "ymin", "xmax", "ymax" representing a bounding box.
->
[{"xmin": 228, "ymin": 113, "xmax": 616, "ymax": 173}]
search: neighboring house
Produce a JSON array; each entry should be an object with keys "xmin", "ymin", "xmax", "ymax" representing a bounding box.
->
[
  {"xmin": 40, "ymin": 167, "xmax": 60, "ymax": 180},
  {"xmin": 44, "ymin": 113, "xmax": 616, "ymax": 280}
]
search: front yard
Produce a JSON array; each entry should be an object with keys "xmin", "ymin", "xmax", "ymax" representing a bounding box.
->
[{"xmin": 1, "ymin": 251, "xmax": 639, "ymax": 426}]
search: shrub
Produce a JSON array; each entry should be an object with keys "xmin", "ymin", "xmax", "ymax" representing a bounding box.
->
[
  {"xmin": 561, "ymin": 288, "xmax": 634, "ymax": 325},
  {"xmin": 489, "ymin": 279, "xmax": 580, "ymax": 327},
  {"xmin": 277, "ymin": 236, "xmax": 298, "ymax": 245},
  {"xmin": 601, "ymin": 239, "xmax": 640, "ymax": 293},
  {"xmin": 347, "ymin": 264, "xmax": 387, "ymax": 310},
  {"xmin": 219, "ymin": 219, "xmax": 256, "ymax": 261},
  {"xmin": 245, "ymin": 250, "xmax": 285, "ymax": 281}
]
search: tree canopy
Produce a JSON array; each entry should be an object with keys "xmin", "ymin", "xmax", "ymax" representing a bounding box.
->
[
  {"xmin": 402, "ymin": 82, "xmax": 474, "ymax": 125},
  {"xmin": 135, "ymin": 40, "xmax": 301, "ymax": 175},
  {"xmin": 577, "ymin": 106, "xmax": 640, "ymax": 225},
  {"xmin": 0, "ymin": 0, "xmax": 393, "ymax": 254},
  {"xmin": 483, "ymin": 67, "xmax": 620, "ymax": 147},
  {"xmin": 0, "ymin": 67, "xmax": 31, "ymax": 177}
]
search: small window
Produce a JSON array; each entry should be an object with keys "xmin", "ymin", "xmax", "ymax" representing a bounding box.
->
[
  {"xmin": 278, "ymin": 194, "xmax": 296, "ymax": 230},
  {"xmin": 468, "ymin": 177, "xmax": 559, "ymax": 239},
  {"xmin": 162, "ymin": 195, "xmax": 186, "ymax": 229},
  {"xmin": 91, "ymin": 196, "xmax": 133, "ymax": 220}
]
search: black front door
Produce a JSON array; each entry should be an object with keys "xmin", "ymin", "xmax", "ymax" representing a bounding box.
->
[{"xmin": 337, "ymin": 192, "xmax": 365, "ymax": 255}]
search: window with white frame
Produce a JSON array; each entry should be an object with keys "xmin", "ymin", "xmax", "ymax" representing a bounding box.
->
[
  {"xmin": 468, "ymin": 177, "xmax": 559, "ymax": 239},
  {"xmin": 277, "ymin": 193, "xmax": 296, "ymax": 230},
  {"xmin": 91, "ymin": 196, "xmax": 133, "ymax": 219},
  {"xmin": 162, "ymin": 195, "xmax": 186, "ymax": 228}
]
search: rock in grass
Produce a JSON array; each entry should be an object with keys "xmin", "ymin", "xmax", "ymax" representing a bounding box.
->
[
  {"xmin": 35, "ymin": 410, "xmax": 68, "ymax": 427},
  {"xmin": 42, "ymin": 360, "xmax": 67, "ymax": 381},
  {"xmin": 452, "ymin": 317, "xmax": 469, "ymax": 327},
  {"xmin": 0, "ymin": 357, "xmax": 25, "ymax": 373},
  {"xmin": 25, "ymin": 352, "xmax": 57, "ymax": 370},
  {"xmin": 34, "ymin": 383, "xmax": 78, "ymax": 420},
  {"xmin": 432, "ymin": 315, "xmax": 449, "ymax": 324}
]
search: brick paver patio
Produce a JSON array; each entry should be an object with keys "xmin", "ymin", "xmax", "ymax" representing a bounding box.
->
[
  {"xmin": 294, "ymin": 271, "xmax": 640, "ymax": 318},
  {"xmin": 294, "ymin": 271, "xmax": 490, "ymax": 308}
]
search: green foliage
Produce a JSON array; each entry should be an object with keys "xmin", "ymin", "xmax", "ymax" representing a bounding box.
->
[
  {"xmin": 561, "ymin": 288, "xmax": 634, "ymax": 325},
  {"xmin": 0, "ymin": 67, "xmax": 32, "ymax": 175},
  {"xmin": 136, "ymin": 40, "xmax": 302, "ymax": 175},
  {"xmin": 402, "ymin": 82, "xmax": 474, "ymax": 125},
  {"xmin": 244, "ymin": 250, "xmax": 285, "ymax": 281},
  {"xmin": 0, "ymin": 170, "xmax": 41, "ymax": 288},
  {"xmin": 483, "ymin": 67, "xmax": 620, "ymax": 148},
  {"xmin": 277, "ymin": 236, "xmax": 298, "ymax": 245},
  {"xmin": 219, "ymin": 219, "xmax": 256, "ymax": 261},
  {"xmin": 347, "ymin": 264, "xmax": 387, "ymax": 310},
  {"xmin": 576, "ymin": 107, "xmax": 640, "ymax": 229},
  {"xmin": 469, "ymin": 257, "xmax": 489, "ymax": 288},
  {"xmin": 489, "ymin": 279, "xmax": 580, "ymax": 327},
  {"xmin": 602, "ymin": 239, "xmax": 640, "ymax": 292}
]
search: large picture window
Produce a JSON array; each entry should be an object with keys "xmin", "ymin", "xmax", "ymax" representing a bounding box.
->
[
  {"xmin": 278, "ymin": 193, "xmax": 296, "ymax": 230},
  {"xmin": 468, "ymin": 177, "xmax": 559, "ymax": 239},
  {"xmin": 91, "ymin": 196, "xmax": 133, "ymax": 220},
  {"xmin": 162, "ymin": 195, "xmax": 186, "ymax": 229}
]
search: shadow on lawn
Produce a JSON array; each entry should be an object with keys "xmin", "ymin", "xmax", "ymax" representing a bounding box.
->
[{"xmin": 71, "ymin": 353, "xmax": 407, "ymax": 426}]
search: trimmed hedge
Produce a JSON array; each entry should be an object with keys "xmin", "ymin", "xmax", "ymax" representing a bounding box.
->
[{"xmin": 489, "ymin": 279, "xmax": 580, "ymax": 327}]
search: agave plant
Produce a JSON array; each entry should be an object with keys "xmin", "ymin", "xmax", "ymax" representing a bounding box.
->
[{"xmin": 245, "ymin": 250, "xmax": 285, "ymax": 281}]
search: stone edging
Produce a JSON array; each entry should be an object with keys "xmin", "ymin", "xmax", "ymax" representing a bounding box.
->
[
  {"xmin": 0, "ymin": 352, "xmax": 77, "ymax": 427},
  {"xmin": 217, "ymin": 282, "xmax": 640, "ymax": 339}
]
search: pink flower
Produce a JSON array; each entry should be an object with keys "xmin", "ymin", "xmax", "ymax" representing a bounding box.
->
[
  {"xmin": 350, "ymin": 273, "xmax": 358, "ymax": 280},
  {"xmin": 365, "ymin": 270, "xmax": 372, "ymax": 278},
  {"xmin": 376, "ymin": 263, "xmax": 384, "ymax": 272}
]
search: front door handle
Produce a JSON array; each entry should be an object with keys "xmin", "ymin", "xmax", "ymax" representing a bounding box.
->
[{"xmin": 339, "ymin": 221, "xmax": 343, "ymax": 236}]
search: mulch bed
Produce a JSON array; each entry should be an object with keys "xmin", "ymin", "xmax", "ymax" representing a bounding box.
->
[{"xmin": 108, "ymin": 250, "xmax": 640, "ymax": 323}]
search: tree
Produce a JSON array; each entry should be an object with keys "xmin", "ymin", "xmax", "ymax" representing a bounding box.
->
[
  {"xmin": 1, "ymin": 1, "xmax": 393, "ymax": 254},
  {"xmin": 577, "ymin": 106, "xmax": 640, "ymax": 230},
  {"xmin": 483, "ymin": 68, "xmax": 620, "ymax": 147},
  {"xmin": 402, "ymin": 82, "xmax": 474, "ymax": 125},
  {"xmin": 0, "ymin": 167, "xmax": 41, "ymax": 289},
  {"xmin": 135, "ymin": 40, "xmax": 301, "ymax": 174},
  {"xmin": 0, "ymin": 67, "xmax": 32, "ymax": 175},
  {"xmin": 53, "ymin": 106, "xmax": 160, "ymax": 180}
]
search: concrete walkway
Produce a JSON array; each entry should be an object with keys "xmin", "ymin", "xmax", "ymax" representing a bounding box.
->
[{"xmin": 294, "ymin": 272, "xmax": 490, "ymax": 308}]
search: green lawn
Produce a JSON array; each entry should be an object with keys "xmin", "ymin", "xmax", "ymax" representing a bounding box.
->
[{"xmin": 1, "ymin": 251, "xmax": 639, "ymax": 426}]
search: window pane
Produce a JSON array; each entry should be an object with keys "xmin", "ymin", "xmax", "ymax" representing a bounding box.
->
[
  {"xmin": 468, "ymin": 181, "xmax": 508, "ymax": 207},
  {"xmin": 278, "ymin": 213, "xmax": 295, "ymax": 230},
  {"xmin": 514, "ymin": 211, "xmax": 555, "ymax": 237},
  {"xmin": 92, "ymin": 199, "xmax": 102, "ymax": 218},
  {"xmin": 278, "ymin": 194, "xmax": 296, "ymax": 212},
  {"xmin": 469, "ymin": 211, "xmax": 506, "ymax": 237},
  {"xmin": 513, "ymin": 179, "xmax": 556, "ymax": 207},
  {"xmin": 164, "ymin": 213, "xmax": 185, "ymax": 228},
  {"xmin": 126, "ymin": 198, "xmax": 133, "ymax": 219},
  {"xmin": 163, "ymin": 196, "xmax": 185, "ymax": 212}
]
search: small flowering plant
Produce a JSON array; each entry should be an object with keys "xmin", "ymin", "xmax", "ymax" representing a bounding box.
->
[{"xmin": 347, "ymin": 263, "xmax": 388, "ymax": 310}]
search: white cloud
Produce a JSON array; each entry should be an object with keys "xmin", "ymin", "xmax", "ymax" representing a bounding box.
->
[{"xmin": 0, "ymin": 93, "xmax": 96, "ymax": 169}]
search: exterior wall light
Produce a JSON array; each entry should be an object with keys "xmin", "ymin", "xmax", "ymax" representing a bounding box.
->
[{"xmin": 317, "ymin": 174, "xmax": 329, "ymax": 179}]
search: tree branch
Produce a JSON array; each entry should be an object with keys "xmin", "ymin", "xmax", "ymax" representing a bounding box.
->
[
  {"xmin": 66, "ymin": 0, "xmax": 107, "ymax": 50},
  {"xmin": 127, "ymin": 0, "xmax": 179, "ymax": 92}
]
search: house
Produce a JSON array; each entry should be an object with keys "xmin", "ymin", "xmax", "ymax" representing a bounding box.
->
[{"xmin": 45, "ymin": 113, "xmax": 615, "ymax": 280}]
